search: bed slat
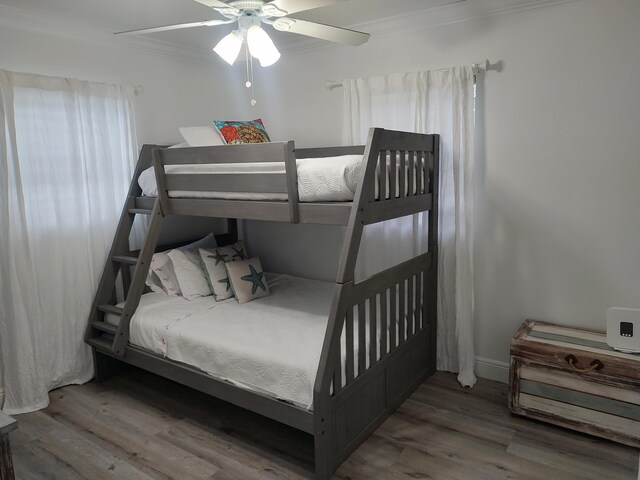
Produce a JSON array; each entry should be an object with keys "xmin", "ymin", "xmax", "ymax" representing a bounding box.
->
[
  {"xmin": 358, "ymin": 301, "xmax": 366, "ymax": 376},
  {"xmin": 399, "ymin": 279, "xmax": 406, "ymax": 343},
  {"xmin": 164, "ymin": 173, "xmax": 288, "ymax": 193},
  {"xmin": 389, "ymin": 284, "xmax": 397, "ymax": 350},
  {"xmin": 369, "ymin": 296, "xmax": 377, "ymax": 367},
  {"xmin": 345, "ymin": 308, "xmax": 355, "ymax": 384},
  {"xmin": 378, "ymin": 150, "xmax": 387, "ymax": 201},
  {"xmin": 407, "ymin": 275, "xmax": 416, "ymax": 336},
  {"xmin": 333, "ymin": 342, "xmax": 342, "ymax": 396},
  {"xmin": 380, "ymin": 289, "xmax": 388, "ymax": 360},
  {"xmin": 389, "ymin": 150, "xmax": 397, "ymax": 200},
  {"xmin": 159, "ymin": 142, "xmax": 290, "ymax": 165},
  {"xmin": 416, "ymin": 151, "xmax": 423, "ymax": 195},
  {"xmin": 399, "ymin": 151, "xmax": 406, "ymax": 198},
  {"xmin": 416, "ymin": 271, "xmax": 423, "ymax": 331},
  {"xmin": 408, "ymin": 151, "xmax": 415, "ymax": 197}
]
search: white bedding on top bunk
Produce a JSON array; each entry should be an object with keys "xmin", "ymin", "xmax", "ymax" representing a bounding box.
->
[
  {"xmin": 106, "ymin": 274, "xmax": 338, "ymax": 409},
  {"xmin": 138, "ymin": 154, "xmax": 363, "ymax": 202}
]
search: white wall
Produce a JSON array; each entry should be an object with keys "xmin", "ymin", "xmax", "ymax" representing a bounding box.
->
[{"xmin": 244, "ymin": 0, "xmax": 640, "ymax": 380}]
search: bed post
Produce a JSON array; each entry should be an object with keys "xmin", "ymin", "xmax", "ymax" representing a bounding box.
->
[
  {"xmin": 313, "ymin": 128, "xmax": 381, "ymax": 479},
  {"xmin": 427, "ymin": 136, "xmax": 440, "ymax": 366}
]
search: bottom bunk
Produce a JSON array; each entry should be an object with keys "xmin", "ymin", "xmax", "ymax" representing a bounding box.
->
[{"xmin": 92, "ymin": 255, "xmax": 437, "ymax": 478}]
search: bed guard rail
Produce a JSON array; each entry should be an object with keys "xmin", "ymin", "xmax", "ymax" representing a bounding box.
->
[{"xmin": 152, "ymin": 141, "xmax": 299, "ymax": 222}]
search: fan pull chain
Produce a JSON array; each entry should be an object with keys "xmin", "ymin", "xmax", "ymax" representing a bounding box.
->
[{"xmin": 245, "ymin": 42, "xmax": 256, "ymax": 107}]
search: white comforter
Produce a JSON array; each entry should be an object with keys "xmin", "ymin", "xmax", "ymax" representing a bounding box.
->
[
  {"xmin": 108, "ymin": 274, "xmax": 336, "ymax": 409},
  {"xmin": 138, "ymin": 154, "xmax": 363, "ymax": 202}
]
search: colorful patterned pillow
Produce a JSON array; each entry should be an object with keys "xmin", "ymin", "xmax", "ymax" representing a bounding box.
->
[
  {"xmin": 198, "ymin": 241, "xmax": 249, "ymax": 301},
  {"xmin": 213, "ymin": 119, "xmax": 271, "ymax": 145},
  {"xmin": 226, "ymin": 257, "xmax": 270, "ymax": 304}
]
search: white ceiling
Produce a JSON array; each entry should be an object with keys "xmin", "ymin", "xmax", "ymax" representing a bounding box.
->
[{"xmin": 0, "ymin": 0, "xmax": 468, "ymax": 51}]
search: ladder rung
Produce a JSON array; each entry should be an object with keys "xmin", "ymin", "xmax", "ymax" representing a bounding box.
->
[
  {"xmin": 91, "ymin": 320, "xmax": 118, "ymax": 335},
  {"xmin": 87, "ymin": 336, "xmax": 114, "ymax": 351},
  {"xmin": 128, "ymin": 208, "xmax": 153, "ymax": 215},
  {"xmin": 112, "ymin": 255, "xmax": 138, "ymax": 265},
  {"xmin": 97, "ymin": 304, "xmax": 123, "ymax": 316}
]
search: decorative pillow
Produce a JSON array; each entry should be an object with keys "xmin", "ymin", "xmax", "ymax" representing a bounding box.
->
[
  {"xmin": 226, "ymin": 257, "xmax": 270, "ymax": 304},
  {"xmin": 149, "ymin": 233, "xmax": 217, "ymax": 296},
  {"xmin": 168, "ymin": 249, "xmax": 212, "ymax": 300},
  {"xmin": 179, "ymin": 126, "xmax": 225, "ymax": 146},
  {"xmin": 213, "ymin": 119, "xmax": 271, "ymax": 145},
  {"xmin": 198, "ymin": 241, "xmax": 248, "ymax": 301}
]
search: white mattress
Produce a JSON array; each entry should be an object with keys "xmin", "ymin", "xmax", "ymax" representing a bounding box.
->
[
  {"xmin": 138, "ymin": 154, "xmax": 363, "ymax": 202},
  {"xmin": 107, "ymin": 274, "xmax": 339, "ymax": 409}
]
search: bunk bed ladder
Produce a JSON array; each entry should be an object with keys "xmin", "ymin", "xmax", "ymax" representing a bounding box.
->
[
  {"xmin": 85, "ymin": 196, "xmax": 163, "ymax": 356},
  {"xmin": 85, "ymin": 145, "xmax": 167, "ymax": 357}
]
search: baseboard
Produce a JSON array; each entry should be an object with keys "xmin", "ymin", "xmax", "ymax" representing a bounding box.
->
[{"xmin": 475, "ymin": 356, "xmax": 510, "ymax": 384}]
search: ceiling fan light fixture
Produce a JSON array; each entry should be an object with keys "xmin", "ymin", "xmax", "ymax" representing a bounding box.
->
[
  {"xmin": 213, "ymin": 30, "xmax": 243, "ymax": 65},
  {"xmin": 246, "ymin": 25, "xmax": 281, "ymax": 67}
]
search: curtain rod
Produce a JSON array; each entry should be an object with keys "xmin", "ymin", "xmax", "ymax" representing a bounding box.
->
[{"xmin": 325, "ymin": 59, "xmax": 502, "ymax": 90}]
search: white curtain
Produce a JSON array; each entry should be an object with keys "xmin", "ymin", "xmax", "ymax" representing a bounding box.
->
[
  {"xmin": 0, "ymin": 70, "xmax": 138, "ymax": 413},
  {"xmin": 344, "ymin": 67, "xmax": 477, "ymax": 387}
]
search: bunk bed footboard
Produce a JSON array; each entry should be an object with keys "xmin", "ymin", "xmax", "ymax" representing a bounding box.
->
[
  {"xmin": 313, "ymin": 129, "xmax": 440, "ymax": 479},
  {"xmin": 313, "ymin": 252, "xmax": 437, "ymax": 478}
]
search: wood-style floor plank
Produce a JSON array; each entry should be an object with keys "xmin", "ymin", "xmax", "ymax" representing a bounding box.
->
[{"xmin": 11, "ymin": 369, "xmax": 639, "ymax": 479}]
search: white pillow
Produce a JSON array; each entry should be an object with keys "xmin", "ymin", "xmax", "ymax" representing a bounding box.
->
[
  {"xmin": 168, "ymin": 249, "xmax": 212, "ymax": 300},
  {"xmin": 145, "ymin": 269, "xmax": 167, "ymax": 295},
  {"xmin": 179, "ymin": 126, "xmax": 225, "ymax": 147},
  {"xmin": 148, "ymin": 233, "xmax": 217, "ymax": 296},
  {"xmin": 149, "ymin": 251, "xmax": 182, "ymax": 296}
]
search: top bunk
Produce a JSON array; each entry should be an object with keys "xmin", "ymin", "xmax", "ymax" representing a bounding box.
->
[{"xmin": 132, "ymin": 128, "xmax": 439, "ymax": 226}]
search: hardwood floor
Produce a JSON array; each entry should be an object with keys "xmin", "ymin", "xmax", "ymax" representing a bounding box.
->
[{"xmin": 11, "ymin": 369, "xmax": 639, "ymax": 479}]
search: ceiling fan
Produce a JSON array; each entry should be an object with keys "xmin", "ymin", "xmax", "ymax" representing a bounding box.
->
[{"xmin": 117, "ymin": 0, "xmax": 370, "ymax": 67}]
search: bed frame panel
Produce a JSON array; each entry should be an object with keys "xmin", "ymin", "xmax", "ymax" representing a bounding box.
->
[{"xmin": 87, "ymin": 128, "xmax": 439, "ymax": 479}]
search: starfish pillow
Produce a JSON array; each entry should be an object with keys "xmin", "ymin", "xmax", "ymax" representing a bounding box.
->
[
  {"xmin": 198, "ymin": 241, "xmax": 248, "ymax": 301},
  {"xmin": 225, "ymin": 257, "xmax": 270, "ymax": 304}
]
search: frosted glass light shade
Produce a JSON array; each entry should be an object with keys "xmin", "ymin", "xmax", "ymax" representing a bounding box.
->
[
  {"xmin": 213, "ymin": 31, "xmax": 243, "ymax": 65},
  {"xmin": 246, "ymin": 25, "xmax": 281, "ymax": 67}
]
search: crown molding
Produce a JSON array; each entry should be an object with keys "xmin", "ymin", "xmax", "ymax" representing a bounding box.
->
[
  {"xmin": 283, "ymin": 0, "xmax": 581, "ymax": 54},
  {"xmin": 0, "ymin": 3, "xmax": 217, "ymax": 67},
  {"xmin": 0, "ymin": 0, "xmax": 580, "ymax": 65}
]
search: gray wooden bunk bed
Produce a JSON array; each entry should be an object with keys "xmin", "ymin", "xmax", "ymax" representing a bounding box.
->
[{"xmin": 85, "ymin": 127, "xmax": 440, "ymax": 479}]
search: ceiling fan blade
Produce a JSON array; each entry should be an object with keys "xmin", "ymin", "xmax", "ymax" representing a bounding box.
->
[
  {"xmin": 263, "ymin": 0, "xmax": 346, "ymax": 16},
  {"xmin": 191, "ymin": 0, "xmax": 232, "ymax": 8},
  {"xmin": 274, "ymin": 18, "xmax": 369, "ymax": 46},
  {"xmin": 115, "ymin": 19, "xmax": 233, "ymax": 35}
]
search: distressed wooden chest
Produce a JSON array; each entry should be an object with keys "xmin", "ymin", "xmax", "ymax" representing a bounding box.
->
[{"xmin": 509, "ymin": 320, "xmax": 640, "ymax": 447}]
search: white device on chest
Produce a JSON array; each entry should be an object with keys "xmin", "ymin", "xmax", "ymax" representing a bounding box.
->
[{"xmin": 606, "ymin": 307, "xmax": 640, "ymax": 354}]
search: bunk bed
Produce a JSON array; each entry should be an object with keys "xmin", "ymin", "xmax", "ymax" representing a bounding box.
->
[{"xmin": 85, "ymin": 127, "xmax": 440, "ymax": 479}]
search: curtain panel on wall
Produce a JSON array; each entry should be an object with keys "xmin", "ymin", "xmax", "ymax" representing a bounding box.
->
[
  {"xmin": 344, "ymin": 66, "xmax": 476, "ymax": 387},
  {"xmin": 0, "ymin": 70, "xmax": 138, "ymax": 413}
]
